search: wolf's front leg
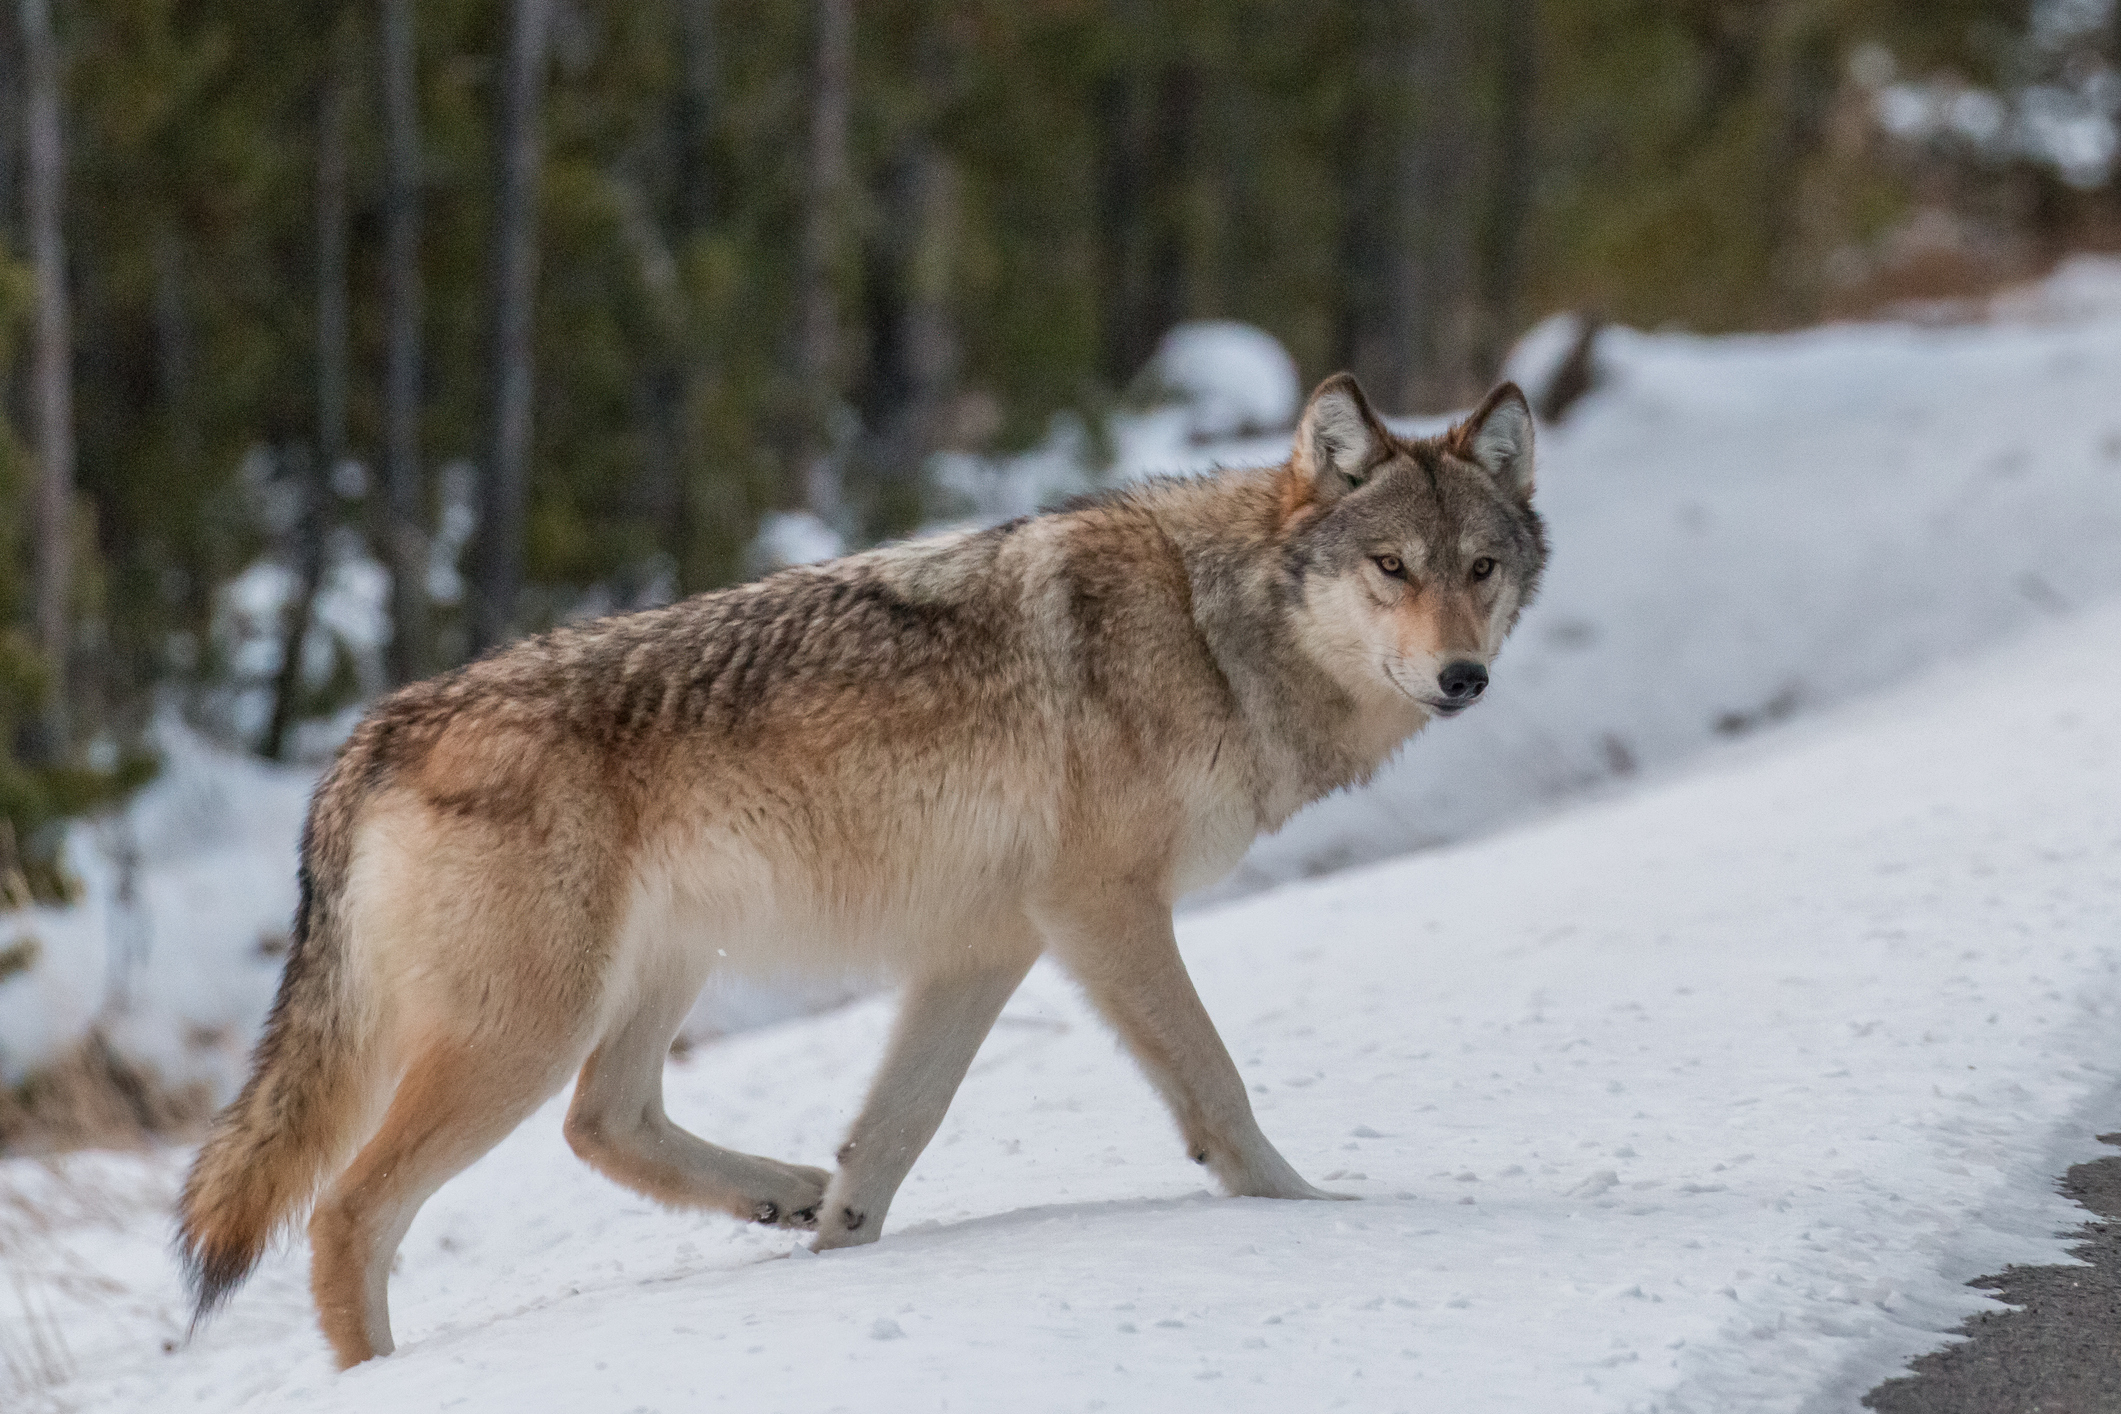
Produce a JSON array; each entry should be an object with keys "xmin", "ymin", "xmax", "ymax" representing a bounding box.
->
[
  {"xmin": 1039, "ymin": 890, "xmax": 1345, "ymax": 1202},
  {"xmin": 813, "ymin": 950, "xmax": 1037, "ymax": 1251}
]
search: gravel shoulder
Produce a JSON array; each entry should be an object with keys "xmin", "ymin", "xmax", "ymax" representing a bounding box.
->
[{"xmin": 1865, "ymin": 1134, "xmax": 2121, "ymax": 1414}]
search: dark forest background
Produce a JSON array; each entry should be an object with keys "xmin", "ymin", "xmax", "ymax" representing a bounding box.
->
[{"xmin": 0, "ymin": 0, "xmax": 2116, "ymax": 899}]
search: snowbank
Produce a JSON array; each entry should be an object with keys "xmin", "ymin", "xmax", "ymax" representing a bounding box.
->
[
  {"xmin": 748, "ymin": 509, "xmax": 847, "ymax": 572},
  {"xmin": 0, "ymin": 727, "xmax": 310, "ymax": 1094},
  {"xmin": 1140, "ymin": 319, "xmax": 1302, "ymax": 440},
  {"xmin": 10, "ymin": 592, "xmax": 2118, "ymax": 1412}
]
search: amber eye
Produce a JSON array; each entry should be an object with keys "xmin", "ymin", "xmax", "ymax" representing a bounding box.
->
[
  {"xmin": 1470, "ymin": 557, "xmax": 1497, "ymax": 582},
  {"xmin": 1374, "ymin": 554, "xmax": 1406, "ymax": 579}
]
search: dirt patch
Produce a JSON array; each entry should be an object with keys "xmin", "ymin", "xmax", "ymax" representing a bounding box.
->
[
  {"xmin": 0, "ymin": 1031, "xmax": 213, "ymax": 1156},
  {"xmin": 1864, "ymin": 1134, "xmax": 2121, "ymax": 1414}
]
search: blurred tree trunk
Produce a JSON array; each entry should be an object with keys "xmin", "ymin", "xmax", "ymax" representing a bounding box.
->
[
  {"xmin": 265, "ymin": 17, "xmax": 353, "ymax": 762},
  {"xmin": 626, "ymin": 202, "xmax": 684, "ymax": 603},
  {"xmin": 1096, "ymin": 52, "xmax": 1194, "ymax": 389},
  {"xmin": 0, "ymin": 12, "xmax": 19, "ymax": 245},
  {"xmin": 1402, "ymin": 0, "xmax": 1478, "ymax": 411},
  {"xmin": 674, "ymin": 0, "xmax": 717, "ymax": 236},
  {"xmin": 1339, "ymin": 3, "xmax": 1413, "ymax": 409},
  {"xmin": 1761, "ymin": 20, "xmax": 1839, "ymax": 322},
  {"xmin": 20, "ymin": 0, "xmax": 71, "ymax": 757},
  {"xmin": 857, "ymin": 19, "xmax": 956, "ymax": 539},
  {"xmin": 151, "ymin": 229, "xmax": 197, "ymax": 468},
  {"xmin": 1474, "ymin": 0, "xmax": 1535, "ymax": 383},
  {"xmin": 379, "ymin": 0, "xmax": 429, "ymax": 683},
  {"xmin": 1094, "ymin": 71, "xmax": 1140, "ymax": 386},
  {"xmin": 654, "ymin": 0, "xmax": 715, "ymax": 593},
  {"xmin": 870, "ymin": 148, "xmax": 956, "ymax": 531},
  {"xmin": 789, "ymin": 0, "xmax": 850, "ymax": 520},
  {"xmin": 1340, "ymin": 0, "xmax": 1482, "ymax": 413},
  {"xmin": 472, "ymin": 0, "xmax": 549, "ymax": 654},
  {"xmin": 1147, "ymin": 61, "xmax": 1198, "ymax": 336}
]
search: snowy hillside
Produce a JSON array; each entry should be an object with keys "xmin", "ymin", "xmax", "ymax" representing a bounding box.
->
[
  {"xmin": 1142, "ymin": 259, "xmax": 2121, "ymax": 895},
  {"xmin": 7, "ymin": 592, "xmax": 2119, "ymax": 1412}
]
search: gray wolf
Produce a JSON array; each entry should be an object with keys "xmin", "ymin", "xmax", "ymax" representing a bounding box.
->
[{"xmin": 175, "ymin": 372, "xmax": 1546, "ymax": 1367}]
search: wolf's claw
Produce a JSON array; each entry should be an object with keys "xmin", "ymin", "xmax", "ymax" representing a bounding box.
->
[{"xmin": 751, "ymin": 1199, "xmax": 825, "ymax": 1229}]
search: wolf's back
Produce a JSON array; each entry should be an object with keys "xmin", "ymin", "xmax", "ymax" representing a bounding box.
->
[{"xmin": 174, "ymin": 725, "xmax": 386, "ymax": 1327}]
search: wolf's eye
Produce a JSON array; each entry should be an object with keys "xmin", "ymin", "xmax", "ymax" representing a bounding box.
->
[
  {"xmin": 1470, "ymin": 557, "xmax": 1497, "ymax": 582},
  {"xmin": 1374, "ymin": 554, "xmax": 1406, "ymax": 579}
]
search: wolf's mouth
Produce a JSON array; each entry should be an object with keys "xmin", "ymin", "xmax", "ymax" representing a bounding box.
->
[{"xmin": 1425, "ymin": 699, "xmax": 1472, "ymax": 718}]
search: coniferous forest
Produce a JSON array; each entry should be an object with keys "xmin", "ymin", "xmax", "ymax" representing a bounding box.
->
[{"xmin": 0, "ymin": 0, "xmax": 2114, "ymax": 896}]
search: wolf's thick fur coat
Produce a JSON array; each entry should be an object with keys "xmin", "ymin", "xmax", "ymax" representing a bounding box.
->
[{"xmin": 176, "ymin": 373, "xmax": 1547, "ymax": 1367}]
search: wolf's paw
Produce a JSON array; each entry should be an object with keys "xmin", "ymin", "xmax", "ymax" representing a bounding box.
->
[
  {"xmin": 1212, "ymin": 1143, "xmax": 1358, "ymax": 1202},
  {"xmin": 745, "ymin": 1161, "xmax": 830, "ymax": 1230},
  {"xmin": 1238, "ymin": 1175, "xmax": 1357, "ymax": 1202},
  {"xmin": 810, "ymin": 1202, "xmax": 882, "ymax": 1253}
]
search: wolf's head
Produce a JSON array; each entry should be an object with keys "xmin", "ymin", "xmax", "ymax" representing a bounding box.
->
[{"xmin": 1282, "ymin": 372, "xmax": 1547, "ymax": 720}]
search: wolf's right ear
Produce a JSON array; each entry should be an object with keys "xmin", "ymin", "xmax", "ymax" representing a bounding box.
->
[
  {"xmin": 1449, "ymin": 381, "xmax": 1536, "ymax": 501},
  {"xmin": 1295, "ymin": 373, "xmax": 1387, "ymax": 502}
]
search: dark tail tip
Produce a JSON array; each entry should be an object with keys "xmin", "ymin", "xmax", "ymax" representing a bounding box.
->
[{"xmin": 174, "ymin": 1213, "xmax": 263, "ymax": 1339}]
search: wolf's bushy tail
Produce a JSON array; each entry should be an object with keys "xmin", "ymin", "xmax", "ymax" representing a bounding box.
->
[{"xmin": 175, "ymin": 754, "xmax": 380, "ymax": 1329}]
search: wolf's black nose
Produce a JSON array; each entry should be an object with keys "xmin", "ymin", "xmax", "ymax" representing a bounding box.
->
[{"xmin": 1438, "ymin": 661, "xmax": 1488, "ymax": 701}]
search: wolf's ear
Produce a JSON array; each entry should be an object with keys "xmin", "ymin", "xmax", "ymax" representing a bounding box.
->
[
  {"xmin": 1449, "ymin": 382, "xmax": 1535, "ymax": 500},
  {"xmin": 1295, "ymin": 373, "xmax": 1387, "ymax": 501}
]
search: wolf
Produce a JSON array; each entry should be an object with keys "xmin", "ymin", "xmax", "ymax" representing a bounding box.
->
[{"xmin": 175, "ymin": 371, "xmax": 1546, "ymax": 1367}]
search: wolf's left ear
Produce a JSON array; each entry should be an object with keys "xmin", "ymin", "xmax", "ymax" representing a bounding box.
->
[
  {"xmin": 1295, "ymin": 373, "xmax": 1389, "ymax": 502},
  {"xmin": 1449, "ymin": 382, "xmax": 1536, "ymax": 500}
]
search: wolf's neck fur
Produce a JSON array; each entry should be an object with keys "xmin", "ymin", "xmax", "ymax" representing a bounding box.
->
[{"xmin": 1127, "ymin": 462, "xmax": 1425, "ymax": 827}]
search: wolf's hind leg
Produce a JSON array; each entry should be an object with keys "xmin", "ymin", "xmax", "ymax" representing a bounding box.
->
[
  {"xmin": 309, "ymin": 1034, "xmax": 578, "ymax": 1368},
  {"xmin": 812, "ymin": 947, "xmax": 1037, "ymax": 1251},
  {"xmin": 1039, "ymin": 891, "xmax": 1344, "ymax": 1203},
  {"xmin": 564, "ymin": 990, "xmax": 829, "ymax": 1227}
]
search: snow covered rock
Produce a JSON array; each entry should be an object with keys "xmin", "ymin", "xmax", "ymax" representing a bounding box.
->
[
  {"xmin": 1142, "ymin": 320, "xmax": 1302, "ymax": 441},
  {"xmin": 748, "ymin": 510, "xmax": 846, "ymax": 572}
]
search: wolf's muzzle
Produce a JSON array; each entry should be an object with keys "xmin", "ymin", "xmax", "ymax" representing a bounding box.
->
[{"xmin": 1437, "ymin": 660, "xmax": 1488, "ymax": 707}]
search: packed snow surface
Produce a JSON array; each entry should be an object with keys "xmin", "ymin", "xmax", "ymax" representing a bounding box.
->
[{"xmin": 7, "ymin": 596, "xmax": 2119, "ymax": 1412}]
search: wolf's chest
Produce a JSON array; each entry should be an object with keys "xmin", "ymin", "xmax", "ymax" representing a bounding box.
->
[{"xmin": 1169, "ymin": 773, "xmax": 1262, "ymax": 897}]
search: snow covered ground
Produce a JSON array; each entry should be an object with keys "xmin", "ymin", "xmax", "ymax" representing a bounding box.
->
[{"xmin": 6, "ymin": 589, "xmax": 2119, "ymax": 1412}]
